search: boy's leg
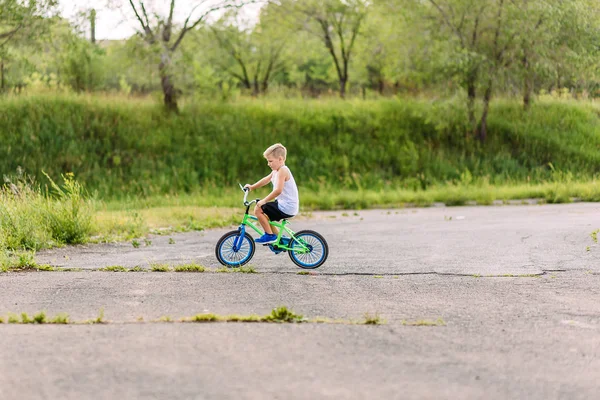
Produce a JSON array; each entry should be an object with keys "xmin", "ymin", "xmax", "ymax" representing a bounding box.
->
[{"xmin": 255, "ymin": 205, "xmax": 274, "ymax": 235}]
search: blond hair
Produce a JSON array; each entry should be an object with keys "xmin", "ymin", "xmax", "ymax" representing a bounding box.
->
[{"xmin": 263, "ymin": 143, "xmax": 287, "ymax": 160}]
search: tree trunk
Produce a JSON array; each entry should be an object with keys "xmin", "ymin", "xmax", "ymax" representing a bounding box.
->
[
  {"xmin": 523, "ymin": 78, "xmax": 532, "ymax": 110},
  {"xmin": 467, "ymin": 71, "xmax": 477, "ymax": 137},
  {"xmin": 159, "ymin": 54, "xmax": 178, "ymax": 112},
  {"xmin": 340, "ymin": 78, "xmax": 347, "ymax": 99},
  {"xmin": 90, "ymin": 9, "xmax": 96, "ymax": 44},
  {"xmin": 0, "ymin": 59, "xmax": 5, "ymax": 92},
  {"xmin": 522, "ymin": 52, "xmax": 532, "ymax": 110},
  {"xmin": 478, "ymin": 80, "xmax": 493, "ymax": 143}
]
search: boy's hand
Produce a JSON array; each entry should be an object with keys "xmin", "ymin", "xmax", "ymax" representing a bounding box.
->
[{"xmin": 243, "ymin": 184, "xmax": 252, "ymax": 191}]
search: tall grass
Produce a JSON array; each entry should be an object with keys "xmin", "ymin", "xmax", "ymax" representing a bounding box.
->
[
  {"xmin": 0, "ymin": 172, "xmax": 94, "ymax": 270},
  {"xmin": 1, "ymin": 93, "xmax": 599, "ymax": 198}
]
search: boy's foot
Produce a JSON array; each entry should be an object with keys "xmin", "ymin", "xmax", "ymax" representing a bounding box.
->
[{"xmin": 256, "ymin": 233, "xmax": 278, "ymax": 244}]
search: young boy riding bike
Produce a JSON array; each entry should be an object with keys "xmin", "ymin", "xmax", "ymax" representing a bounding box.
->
[{"xmin": 244, "ymin": 143, "xmax": 299, "ymax": 244}]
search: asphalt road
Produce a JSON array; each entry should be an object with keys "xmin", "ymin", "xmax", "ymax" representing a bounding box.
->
[
  {"xmin": 36, "ymin": 203, "xmax": 600, "ymax": 275},
  {"xmin": 1, "ymin": 203, "xmax": 599, "ymax": 399}
]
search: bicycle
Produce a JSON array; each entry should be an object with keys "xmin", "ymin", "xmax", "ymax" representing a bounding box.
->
[{"xmin": 215, "ymin": 184, "xmax": 329, "ymax": 269}]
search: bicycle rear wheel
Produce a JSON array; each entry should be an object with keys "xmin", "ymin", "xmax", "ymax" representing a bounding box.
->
[{"xmin": 288, "ymin": 230, "xmax": 328, "ymax": 269}]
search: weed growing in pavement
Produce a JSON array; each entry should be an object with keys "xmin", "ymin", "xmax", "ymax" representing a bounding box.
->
[
  {"xmin": 402, "ymin": 318, "xmax": 446, "ymax": 327},
  {"xmin": 363, "ymin": 313, "xmax": 383, "ymax": 325},
  {"xmin": 51, "ymin": 313, "xmax": 70, "ymax": 324},
  {"xmin": 1, "ymin": 311, "xmax": 70, "ymax": 324},
  {"xmin": 187, "ymin": 314, "xmax": 219, "ymax": 322},
  {"xmin": 174, "ymin": 263, "xmax": 206, "ymax": 272},
  {"xmin": 265, "ymin": 306, "xmax": 304, "ymax": 323},
  {"xmin": 100, "ymin": 265, "xmax": 128, "ymax": 272},
  {"xmin": 20, "ymin": 312, "xmax": 33, "ymax": 324},
  {"xmin": 150, "ymin": 264, "xmax": 171, "ymax": 272},
  {"xmin": 7, "ymin": 313, "xmax": 19, "ymax": 323},
  {"xmin": 88, "ymin": 308, "xmax": 105, "ymax": 324},
  {"xmin": 225, "ymin": 314, "xmax": 262, "ymax": 322},
  {"xmin": 33, "ymin": 311, "xmax": 47, "ymax": 324},
  {"xmin": 1, "ymin": 307, "xmax": 387, "ymax": 325},
  {"xmin": 233, "ymin": 266, "xmax": 257, "ymax": 274}
]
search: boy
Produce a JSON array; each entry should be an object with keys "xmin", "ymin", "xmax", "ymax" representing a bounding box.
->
[{"xmin": 244, "ymin": 143, "xmax": 299, "ymax": 244}]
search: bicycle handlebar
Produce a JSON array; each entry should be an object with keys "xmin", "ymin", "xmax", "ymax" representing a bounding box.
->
[{"xmin": 240, "ymin": 183, "xmax": 259, "ymax": 206}]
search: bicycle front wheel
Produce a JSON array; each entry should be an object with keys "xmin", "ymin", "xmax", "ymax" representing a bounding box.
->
[
  {"xmin": 288, "ymin": 230, "xmax": 329, "ymax": 269},
  {"xmin": 215, "ymin": 230, "xmax": 255, "ymax": 267}
]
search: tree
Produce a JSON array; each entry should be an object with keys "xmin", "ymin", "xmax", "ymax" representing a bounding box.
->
[
  {"xmin": 401, "ymin": 0, "xmax": 521, "ymax": 142},
  {"xmin": 121, "ymin": 0, "xmax": 254, "ymax": 111},
  {"xmin": 208, "ymin": 7, "xmax": 286, "ymax": 96},
  {"xmin": 0, "ymin": 0, "xmax": 56, "ymax": 92},
  {"xmin": 0, "ymin": 0, "xmax": 55, "ymax": 43},
  {"xmin": 276, "ymin": 0, "xmax": 368, "ymax": 98}
]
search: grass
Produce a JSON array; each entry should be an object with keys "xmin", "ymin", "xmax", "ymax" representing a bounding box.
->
[
  {"xmin": 3, "ymin": 95, "xmax": 600, "ymax": 269},
  {"xmin": 0, "ymin": 306, "xmax": 385, "ymax": 325},
  {"xmin": 89, "ymin": 308, "xmax": 105, "ymax": 324},
  {"xmin": 3, "ymin": 311, "xmax": 70, "ymax": 324},
  {"xmin": 150, "ymin": 264, "xmax": 171, "ymax": 272},
  {"xmin": 99, "ymin": 265, "xmax": 128, "ymax": 272},
  {"xmin": 363, "ymin": 313, "xmax": 383, "ymax": 325},
  {"xmin": 174, "ymin": 263, "xmax": 206, "ymax": 272},
  {"xmin": 3, "ymin": 95, "xmax": 600, "ymax": 200},
  {"xmin": 402, "ymin": 318, "xmax": 446, "ymax": 327},
  {"xmin": 232, "ymin": 266, "xmax": 257, "ymax": 274},
  {"xmin": 182, "ymin": 307, "xmax": 304, "ymax": 323}
]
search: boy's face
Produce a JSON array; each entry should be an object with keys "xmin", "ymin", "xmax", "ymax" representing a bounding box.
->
[{"xmin": 266, "ymin": 155, "xmax": 284, "ymax": 171}]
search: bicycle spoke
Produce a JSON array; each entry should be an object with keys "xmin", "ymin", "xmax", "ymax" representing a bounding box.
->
[
  {"xmin": 292, "ymin": 233, "xmax": 325, "ymax": 267},
  {"xmin": 221, "ymin": 235, "xmax": 251, "ymax": 265}
]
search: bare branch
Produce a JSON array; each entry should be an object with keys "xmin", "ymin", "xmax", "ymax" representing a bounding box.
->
[
  {"xmin": 163, "ymin": 0, "xmax": 176, "ymax": 42},
  {"xmin": 171, "ymin": 1, "xmax": 256, "ymax": 51},
  {"xmin": 345, "ymin": 13, "xmax": 365, "ymax": 63},
  {"xmin": 128, "ymin": 0, "xmax": 155, "ymax": 41},
  {"xmin": 140, "ymin": 1, "xmax": 152, "ymax": 27},
  {"xmin": 0, "ymin": 26, "xmax": 21, "ymax": 41},
  {"xmin": 428, "ymin": 0, "xmax": 465, "ymax": 47},
  {"xmin": 318, "ymin": 17, "xmax": 344, "ymax": 82}
]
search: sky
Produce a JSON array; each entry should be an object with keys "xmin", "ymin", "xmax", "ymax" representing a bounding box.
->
[{"xmin": 58, "ymin": 0, "xmax": 264, "ymax": 40}]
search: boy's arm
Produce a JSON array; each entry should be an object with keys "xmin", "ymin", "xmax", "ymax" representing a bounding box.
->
[
  {"xmin": 245, "ymin": 172, "xmax": 273, "ymax": 191},
  {"xmin": 257, "ymin": 168, "xmax": 288, "ymax": 207}
]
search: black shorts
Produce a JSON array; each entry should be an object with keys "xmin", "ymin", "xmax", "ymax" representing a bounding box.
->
[{"xmin": 261, "ymin": 201, "xmax": 294, "ymax": 221}]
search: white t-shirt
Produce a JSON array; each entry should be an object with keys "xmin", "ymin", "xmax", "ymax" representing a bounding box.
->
[{"xmin": 270, "ymin": 166, "xmax": 299, "ymax": 216}]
